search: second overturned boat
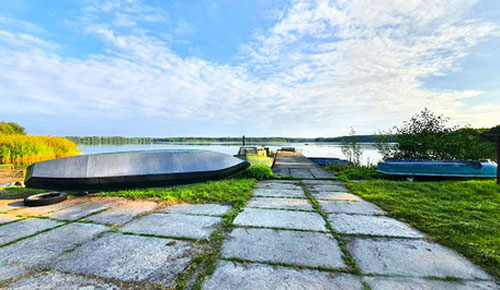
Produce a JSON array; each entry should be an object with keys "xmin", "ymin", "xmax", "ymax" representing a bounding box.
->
[
  {"xmin": 25, "ymin": 150, "xmax": 250, "ymax": 190},
  {"xmin": 377, "ymin": 160, "xmax": 497, "ymax": 178}
]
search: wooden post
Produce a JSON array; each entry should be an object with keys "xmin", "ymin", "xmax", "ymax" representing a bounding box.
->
[
  {"xmin": 497, "ymin": 135, "xmax": 500, "ymax": 185},
  {"xmin": 242, "ymin": 135, "xmax": 246, "ymax": 146}
]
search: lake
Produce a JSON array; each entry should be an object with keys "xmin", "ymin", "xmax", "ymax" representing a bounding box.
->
[{"xmin": 78, "ymin": 143, "xmax": 382, "ymax": 166}]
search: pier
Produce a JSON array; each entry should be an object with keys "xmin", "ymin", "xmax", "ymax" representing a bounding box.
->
[{"xmin": 272, "ymin": 149, "xmax": 335, "ymax": 179}]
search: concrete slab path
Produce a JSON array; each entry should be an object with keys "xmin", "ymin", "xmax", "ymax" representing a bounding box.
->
[{"xmin": 0, "ymin": 178, "xmax": 498, "ymax": 289}]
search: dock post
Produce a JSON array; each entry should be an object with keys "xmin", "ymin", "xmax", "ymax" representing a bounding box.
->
[
  {"xmin": 242, "ymin": 135, "xmax": 246, "ymax": 146},
  {"xmin": 497, "ymin": 135, "xmax": 500, "ymax": 185}
]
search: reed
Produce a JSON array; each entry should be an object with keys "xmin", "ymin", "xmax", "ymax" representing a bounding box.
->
[{"xmin": 0, "ymin": 134, "xmax": 80, "ymax": 164}]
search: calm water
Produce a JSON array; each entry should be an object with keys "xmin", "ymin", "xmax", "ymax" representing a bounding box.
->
[{"xmin": 78, "ymin": 143, "xmax": 382, "ymax": 166}]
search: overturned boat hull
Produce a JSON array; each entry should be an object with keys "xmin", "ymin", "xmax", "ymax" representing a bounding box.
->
[
  {"xmin": 377, "ymin": 160, "xmax": 497, "ymax": 178},
  {"xmin": 25, "ymin": 150, "xmax": 250, "ymax": 190}
]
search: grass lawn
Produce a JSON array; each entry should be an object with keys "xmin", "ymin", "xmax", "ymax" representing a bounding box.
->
[
  {"xmin": 348, "ymin": 179, "xmax": 500, "ymax": 280},
  {"xmin": 99, "ymin": 178, "xmax": 256, "ymax": 207},
  {"xmin": 0, "ymin": 186, "xmax": 46, "ymax": 199}
]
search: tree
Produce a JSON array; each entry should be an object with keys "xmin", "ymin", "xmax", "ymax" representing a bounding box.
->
[
  {"xmin": 0, "ymin": 122, "xmax": 26, "ymax": 135},
  {"xmin": 341, "ymin": 127, "xmax": 363, "ymax": 166},
  {"xmin": 375, "ymin": 108, "xmax": 495, "ymax": 160}
]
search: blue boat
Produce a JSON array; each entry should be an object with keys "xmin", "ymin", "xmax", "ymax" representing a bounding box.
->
[{"xmin": 377, "ymin": 160, "xmax": 497, "ymax": 178}]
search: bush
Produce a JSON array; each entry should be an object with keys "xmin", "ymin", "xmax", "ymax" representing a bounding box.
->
[
  {"xmin": 239, "ymin": 165, "xmax": 274, "ymax": 180},
  {"xmin": 375, "ymin": 108, "xmax": 495, "ymax": 160},
  {"xmin": 0, "ymin": 122, "xmax": 26, "ymax": 135}
]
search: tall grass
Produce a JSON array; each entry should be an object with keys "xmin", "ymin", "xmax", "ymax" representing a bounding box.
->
[{"xmin": 0, "ymin": 134, "xmax": 80, "ymax": 164}]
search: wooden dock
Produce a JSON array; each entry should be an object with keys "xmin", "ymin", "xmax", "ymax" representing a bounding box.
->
[{"xmin": 272, "ymin": 150, "xmax": 335, "ymax": 179}]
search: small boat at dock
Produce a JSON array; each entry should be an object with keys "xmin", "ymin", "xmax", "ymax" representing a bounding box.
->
[
  {"xmin": 25, "ymin": 150, "xmax": 250, "ymax": 190},
  {"xmin": 235, "ymin": 146, "xmax": 274, "ymax": 167},
  {"xmin": 377, "ymin": 160, "xmax": 497, "ymax": 178}
]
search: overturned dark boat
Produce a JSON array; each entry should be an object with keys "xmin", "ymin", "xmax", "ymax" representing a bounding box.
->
[
  {"xmin": 377, "ymin": 160, "xmax": 497, "ymax": 178},
  {"xmin": 25, "ymin": 150, "xmax": 250, "ymax": 190}
]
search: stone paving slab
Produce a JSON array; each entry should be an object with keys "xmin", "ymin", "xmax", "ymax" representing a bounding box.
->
[
  {"xmin": 203, "ymin": 260, "xmax": 363, "ymax": 290},
  {"xmin": 253, "ymin": 188, "xmax": 306, "ymax": 198},
  {"xmin": 121, "ymin": 213, "xmax": 221, "ymax": 239},
  {"xmin": 0, "ymin": 263, "xmax": 26, "ymax": 284},
  {"xmin": 84, "ymin": 200, "xmax": 158, "ymax": 225},
  {"xmin": 54, "ymin": 232, "xmax": 198, "ymax": 287},
  {"xmin": 0, "ymin": 218, "xmax": 62, "ymax": 245},
  {"xmin": 318, "ymin": 200, "xmax": 385, "ymax": 215},
  {"xmin": 0, "ymin": 214, "xmax": 21, "ymax": 224},
  {"xmin": 309, "ymin": 167, "xmax": 336, "ymax": 179},
  {"xmin": 310, "ymin": 191, "xmax": 362, "ymax": 201},
  {"xmin": 247, "ymin": 197, "xmax": 313, "ymax": 211},
  {"xmin": 6, "ymin": 271, "xmax": 120, "ymax": 290},
  {"xmin": 47, "ymin": 200, "xmax": 117, "ymax": 220},
  {"xmin": 233, "ymin": 208, "xmax": 327, "ymax": 231},
  {"xmin": 346, "ymin": 238, "xmax": 491, "ymax": 279},
  {"xmin": 289, "ymin": 168, "xmax": 315, "ymax": 179},
  {"xmin": 309, "ymin": 184, "xmax": 349, "ymax": 192},
  {"xmin": 260, "ymin": 180, "xmax": 298, "ymax": 184},
  {"xmin": 364, "ymin": 276, "xmax": 498, "ymax": 290},
  {"xmin": 221, "ymin": 228, "xmax": 345, "ymax": 268},
  {"xmin": 10, "ymin": 197, "xmax": 87, "ymax": 216},
  {"xmin": 0, "ymin": 199, "xmax": 24, "ymax": 212},
  {"xmin": 329, "ymin": 213, "xmax": 423, "ymax": 238},
  {"xmin": 257, "ymin": 182, "xmax": 301, "ymax": 190},
  {"xmin": 164, "ymin": 203, "xmax": 232, "ymax": 216},
  {"xmin": 302, "ymin": 180, "xmax": 344, "ymax": 185},
  {"xmin": 0, "ymin": 223, "xmax": 108, "ymax": 267}
]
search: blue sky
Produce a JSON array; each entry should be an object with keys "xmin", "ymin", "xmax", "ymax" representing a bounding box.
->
[{"xmin": 0, "ymin": 0, "xmax": 499, "ymax": 137}]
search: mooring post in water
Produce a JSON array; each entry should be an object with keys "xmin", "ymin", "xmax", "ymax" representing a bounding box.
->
[
  {"xmin": 242, "ymin": 135, "xmax": 246, "ymax": 146},
  {"xmin": 497, "ymin": 135, "xmax": 500, "ymax": 185}
]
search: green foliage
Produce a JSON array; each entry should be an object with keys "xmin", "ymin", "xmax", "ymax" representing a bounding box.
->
[
  {"xmin": 0, "ymin": 134, "xmax": 80, "ymax": 163},
  {"xmin": 239, "ymin": 165, "xmax": 274, "ymax": 180},
  {"xmin": 375, "ymin": 108, "xmax": 496, "ymax": 160},
  {"xmin": 348, "ymin": 179, "xmax": 500, "ymax": 279},
  {"xmin": 100, "ymin": 178, "xmax": 256, "ymax": 206},
  {"xmin": 341, "ymin": 127, "xmax": 363, "ymax": 166},
  {"xmin": 325, "ymin": 164, "xmax": 383, "ymax": 181},
  {"xmin": 0, "ymin": 122, "xmax": 26, "ymax": 135}
]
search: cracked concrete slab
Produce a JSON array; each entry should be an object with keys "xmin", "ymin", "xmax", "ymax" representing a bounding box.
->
[
  {"xmin": 121, "ymin": 213, "xmax": 221, "ymax": 239},
  {"xmin": 47, "ymin": 200, "xmax": 117, "ymax": 221},
  {"xmin": 6, "ymin": 271, "xmax": 120, "ymax": 290},
  {"xmin": 247, "ymin": 197, "xmax": 313, "ymax": 211},
  {"xmin": 318, "ymin": 200, "xmax": 385, "ymax": 215},
  {"xmin": 289, "ymin": 168, "xmax": 315, "ymax": 179},
  {"xmin": 329, "ymin": 213, "xmax": 423, "ymax": 238},
  {"xmin": 0, "ymin": 214, "xmax": 21, "ymax": 224},
  {"xmin": 203, "ymin": 260, "xmax": 363, "ymax": 290},
  {"xmin": 364, "ymin": 276, "xmax": 498, "ymax": 290},
  {"xmin": 0, "ymin": 263, "xmax": 26, "ymax": 284},
  {"xmin": 0, "ymin": 223, "xmax": 108, "ymax": 267},
  {"xmin": 346, "ymin": 238, "xmax": 491, "ymax": 279},
  {"xmin": 253, "ymin": 188, "xmax": 306, "ymax": 198},
  {"xmin": 0, "ymin": 200, "xmax": 23, "ymax": 212},
  {"xmin": 221, "ymin": 228, "xmax": 345, "ymax": 268},
  {"xmin": 54, "ymin": 232, "xmax": 199, "ymax": 287},
  {"xmin": 233, "ymin": 208, "xmax": 327, "ymax": 231},
  {"xmin": 0, "ymin": 218, "xmax": 62, "ymax": 245},
  {"xmin": 84, "ymin": 200, "xmax": 158, "ymax": 225},
  {"xmin": 310, "ymin": 191, "xmax": 362, "ymax": 201},
  {"xmin": 164, "ymin": 203, "xmax": 232, "ymax": 216},
  {"xmin": 309, "ymin": 168, "xmax": 336, "ymax": 179}
]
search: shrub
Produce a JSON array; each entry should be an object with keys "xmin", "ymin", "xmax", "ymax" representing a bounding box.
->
[
  {"xmin": 0, "ymin": 122, "xmax": 26, "ymax": 135},
  {"xmin": 375, "ymin": 108, "xmax": 495, "ymax": 160},
  {"xmin": 239, "ymin": 165, "xmax": 274, "ymax": 180},
  {"xmin": 0, "ymin": 134, "xmax": 79, "ymax": 163}
]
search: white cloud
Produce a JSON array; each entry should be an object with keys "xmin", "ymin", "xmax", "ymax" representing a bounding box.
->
[{"xmin": 0, "ymin": 0, "xmax": 499, "ymax": 136}]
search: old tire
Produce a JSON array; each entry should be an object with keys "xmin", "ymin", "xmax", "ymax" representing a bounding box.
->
[{"xmin": 24, "ymin": 192, "xmax": 67, "ymax": 207}]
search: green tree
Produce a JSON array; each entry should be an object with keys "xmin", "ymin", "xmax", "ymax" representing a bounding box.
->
[
  {"xmin": 0, "ymin": 122, "xmax": 26, "ymax": 135},
  {"xmin": 375, "ymin": 108, "xmax": 495, "ymax": 160}
]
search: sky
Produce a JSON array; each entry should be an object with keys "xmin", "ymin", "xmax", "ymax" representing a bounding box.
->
[{"xmin": 0, "ymin": 0, "xmax": 499, "ymax": 137}]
